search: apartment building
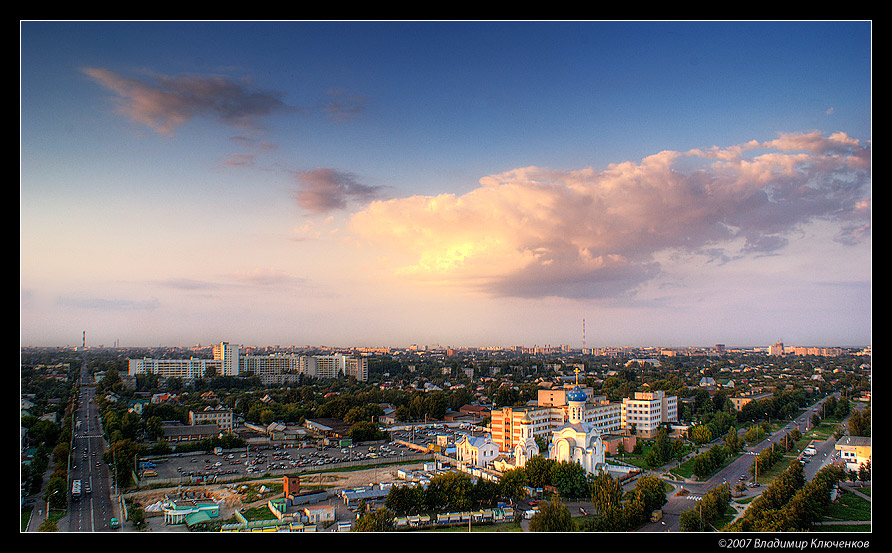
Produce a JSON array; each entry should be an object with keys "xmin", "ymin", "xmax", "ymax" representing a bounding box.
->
[
  {"xmin": 128, "ymin": 357, "xmax": 221, "ymax": 380},
  {"xmin": 490, "ymin": 389, "xmax": 622, "ymax": 453},
  {"xmin": 128, "ymin": 342, "xmax": 367, "ymax": 382},
  {"xmin": 621, "ymin": 390, "xmax": 678, "ymax": 438},
  {"xmin": 315, "ymin": 354, "xmax": 368, "ymax": 381},
  {"xmin": 213, "ymin": 341, "xmax": 240, "ymax": 376},
  {"xmin": 242, "ymin": 353, "xmax": 303, "ymax": 385}
]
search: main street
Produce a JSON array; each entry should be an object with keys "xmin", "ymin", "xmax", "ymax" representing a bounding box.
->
[
  {"xmin": 640, "ymin": 394, "xmax": 846, "ymax": 532},
  {"xmin": 66, "ymin": 363, "xmax": 119, "ymax": 531}
]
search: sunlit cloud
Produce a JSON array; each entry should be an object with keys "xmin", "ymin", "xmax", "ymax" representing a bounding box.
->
[
  {"xmin": 81, "ymin": 67, "xmax": 290, "ymax": 135},
  {"xmin": 350, "ymin": 131, "xmax": 870, "ymax": 299}
]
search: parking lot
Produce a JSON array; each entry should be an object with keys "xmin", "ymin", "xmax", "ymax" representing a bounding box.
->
[{"xmin": 142, "ymin": 440, "xmax": 423, "ymax": 484}]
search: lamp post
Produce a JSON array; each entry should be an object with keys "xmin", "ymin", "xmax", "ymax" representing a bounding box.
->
[{"xmin": 46, "ymin": 489, "xmax": 58, "ymax": 523}]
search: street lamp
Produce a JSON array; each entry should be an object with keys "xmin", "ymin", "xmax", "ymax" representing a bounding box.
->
[{"xmin": 46, "ymin": 489, "xmax": 58, "ymax": 520}]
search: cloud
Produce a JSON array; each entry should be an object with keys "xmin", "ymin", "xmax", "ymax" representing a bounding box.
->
[
  {"xmin": 229, "ymin": 268, "xmax": 308, "ymax": 288},
  {"xmin": 294, "ymin": 168, "xmax": 385, "ymax": 214},
  {"xmin": 82, "ymin": 67, "xmax": 289, "ymax": 135},
  {"xmin": 156, "ymin": 278, "xmax": 220, "ymax": 291},
  {"xmin": 56, "ymin": 296, "xmax": 161, "ymax": 311},
  {"xmin": 321, "ymin": 88, "xmax": 371, "ymax": 121},
  {"xmin": 350, "ymin": 131, "xmax": 870, "ymax": 299}
]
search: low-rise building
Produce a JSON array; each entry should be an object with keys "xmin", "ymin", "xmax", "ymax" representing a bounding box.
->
[
  {"xmin": 730, "ymin": 392, "xmax": 773, "ymax": 411},
  {"xmin": 455, "ymin": 435, "xmax": 500, "ymax": 468},
  {"xmin": 189, "ymin": 405, "xmax": 233, "ymax": 433},
  {"xmin": 835, "ymin": 435, "xmax": 871, "ymax": 473}
]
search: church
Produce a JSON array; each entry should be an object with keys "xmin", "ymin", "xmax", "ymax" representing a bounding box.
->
[
  {"xmin": 512, "ymin": 369, "xmax": 606, "ymax": 475},
  {"xmin": 546, "ymin": 382, "xmax": 606, "ymax": 474}
]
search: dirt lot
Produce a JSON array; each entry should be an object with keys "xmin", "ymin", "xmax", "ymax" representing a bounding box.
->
[{"xmin": 127, "ymin": 463, "xmax": 423, "ymax": 520}]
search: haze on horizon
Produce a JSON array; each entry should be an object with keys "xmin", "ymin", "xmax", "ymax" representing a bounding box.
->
[{"xmin": 20, "ymin": 21, "xmax": 872, "ymax": 350}]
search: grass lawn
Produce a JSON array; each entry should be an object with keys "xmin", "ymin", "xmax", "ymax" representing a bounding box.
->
[
  {"xmin": 422, "ymin": 521, "xmax": 523, "ymax": 532},
  {"xmin": 240, "ymin": 505, "xmax": 276, "ymax": 521},
  {"xmin": 822, "ymin": 489, "xmax": 871, "ymax": 522}
]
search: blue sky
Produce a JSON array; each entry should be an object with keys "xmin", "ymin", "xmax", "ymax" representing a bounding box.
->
[{"xmin": 20, "ymin": 21, "xmax": 871, "ymax": 349}]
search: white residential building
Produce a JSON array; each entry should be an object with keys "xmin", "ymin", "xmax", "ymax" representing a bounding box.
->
[
  {"xmin": 621, "ymin": 390, "xmax": 678, "ymax": 438},
  {"xmin": 128, "ymin": 357, "xmax": 221, "ymax": 380},
  {"xmin": 128, "ymin": 343, "xmax": 366, "ymax": 382},
  {"xmin": 213, "ymin": 342, "xmax": 240, "ymax": 376}
]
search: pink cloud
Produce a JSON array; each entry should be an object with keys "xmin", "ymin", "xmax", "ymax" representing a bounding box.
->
[{"xmin": 351, "ymin": 132, "xmax": 870, "ymax": 299}]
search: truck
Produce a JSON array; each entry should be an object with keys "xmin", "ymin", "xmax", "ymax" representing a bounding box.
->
[
  {"xmin": 72, "ymin": 479, "xmax": 82, "ymax": 501},
  {"xmin": 650, "ymin": 509, "xmax": 663, "ymax": 522},
  {"xmin": 110, "ymin": 518, "xmax": 120, "ymax": 529},
  {"xmin": 214, "ymin": 447, "xmax": 223, "ymax": 455}
]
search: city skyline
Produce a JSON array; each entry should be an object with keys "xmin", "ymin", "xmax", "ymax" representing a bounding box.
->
[{"xmin": 21, "ymin": 21, "xmax": 872, "ymax": 349}]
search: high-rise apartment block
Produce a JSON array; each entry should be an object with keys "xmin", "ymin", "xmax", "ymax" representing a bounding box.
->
[{"xmin": 213, "ymin": 341, "xmax": 240, "ymax": 376}]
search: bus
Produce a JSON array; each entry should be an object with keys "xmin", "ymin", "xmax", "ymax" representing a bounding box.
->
[{"xmin": 72, "ymin": 479, "xmax": 82, "ymax": 501}]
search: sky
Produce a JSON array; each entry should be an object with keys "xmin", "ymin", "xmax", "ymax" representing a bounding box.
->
[{"xmin": 20, "ymin": 21, "xmax": 872, "ymax": 349}]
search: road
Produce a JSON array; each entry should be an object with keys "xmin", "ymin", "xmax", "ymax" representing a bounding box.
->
[
  {"xmin": 639, "ymin": 393, "xmax": 846, "ymax": 532},
  {"xmin": 67, "ymin": 363, "xmax": 119, "ymax": 531}
]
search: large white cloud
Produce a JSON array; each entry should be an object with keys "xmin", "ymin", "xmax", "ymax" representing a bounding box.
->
[{"xmin": 350, "ymin": 131, "xmax": 870, "ymax": 299}]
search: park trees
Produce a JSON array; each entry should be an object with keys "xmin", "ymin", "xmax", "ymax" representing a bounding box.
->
[{"xmin": 529, "ymin": 494, "xmax": 574, "ymax": 532}]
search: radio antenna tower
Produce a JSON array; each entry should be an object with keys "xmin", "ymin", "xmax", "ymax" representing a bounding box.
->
[{"xmin": 582, "ymin": 318, "xmax": 586, "ymax": 349}]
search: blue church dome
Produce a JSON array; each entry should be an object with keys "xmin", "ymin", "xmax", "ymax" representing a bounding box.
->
[{"xmin": 567, "ymin": 386, "xmax": 587, "ymax": 402}]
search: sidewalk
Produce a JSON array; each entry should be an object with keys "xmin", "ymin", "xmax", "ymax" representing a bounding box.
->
[{"xmin": 24, "ymin": 460, "xmax": 66, "ymax": 532}]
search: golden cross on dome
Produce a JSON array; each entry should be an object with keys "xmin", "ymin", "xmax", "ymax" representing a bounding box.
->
[{"xmin": 574, "ymin": 366, "xmax": 580, "ymax": 385}]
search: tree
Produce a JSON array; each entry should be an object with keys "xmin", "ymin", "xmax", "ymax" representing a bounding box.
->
[
  {"xmin": 44, "ymin": 476, "xmax": 67, "ymax": 509},
  {"xmin": 678, "ymin": 505, "xmax": 704, "ymax": 531},
  {"xmin": 499, "ymin": 468, "xmax": 528, "ymax": 502},
  {"xmin": 385, "ymin": 484, "xmax": 425, "ymax": 515},
  {"xmin": 690, "ymin": 425, "xmax": 713, "ymax": 444},
  {"xmin": 590, "ymin": 472, "xmax": 623, "ymax": 516},
  {"xmin": 471, "ymin": 477, "xmax": 501, "ymax": 509},
  {"xmin": 146, "ymin": 416, "xmax": 164, "ymax": 441},
  {"xmin": 529, "ymin": 495, "xmax": 574, "ymax": 532},
  {"xmin": 551, "ymin": 460, "xmax": 588, "ymax": 498},
  {"xmin": 427, "ymin": 472, "xmax": 474, "ymax": 512},
  {"xmin": 524, "ymin": 455, "xmax": 554, "ymax": 489},
  {"xmin": 353, "ymin": 507, "xmax": 395, "ymax": 532},
  {"xmin": 631, "ymin": 475, "xmax": 667, "ymax": 515},
  {"xmin": 847, "ymin": 407, "xmax": 870, "ymax": 437}
]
